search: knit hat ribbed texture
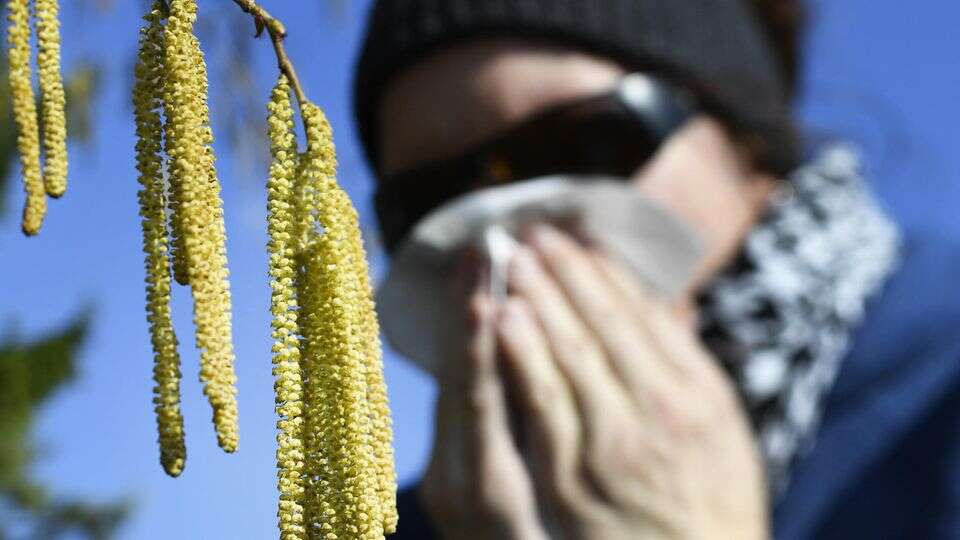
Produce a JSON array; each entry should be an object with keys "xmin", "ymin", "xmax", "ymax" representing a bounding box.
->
[{"xmin": 354, "ymin": 0, "xmax": 799, "ymax": 175}]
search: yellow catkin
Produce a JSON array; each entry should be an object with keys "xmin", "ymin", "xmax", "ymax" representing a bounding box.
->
[
  {"xmin": 296, "ymin": 126, "xmax": 341, "ymax": 540},
  {"xmin": 35, "ymin": 0, "xmax": 67, "ymax": 198},
  {"xmin": 267, "ymin": 75, "xmax": 307, "ymax": 540},
  {"xmin": 7, "ymin": 0, "xmax": 45, "ymax": 235},
  {"xmin": 163, "ymin": 0, "xmax": 238, "ymax": 453},
  {"xmin": 328, "ymin": 187, "xmax": 385, "ymax": 539},
  {"xmin": 134, "ymin": 1, "xmax": 186, "ymax": 478},
  {"xmin": 328, "ymin": 134, "xmax": 397, "ymax": 533},
  {"xmin": 298, "ymin": 246, "xmax": 340, "ymax": 540},
  {"xmin": 164, "ymin": 110, "xmax": 190, "ymax": 287},
  {"xmin": 163, "ymin": 32, "xmax": 189, "ymax": 288},
  {"xmin": 349, "ymin": 205, "xmax": 398, "ymax": 535},
  {"xmin": 297, "ymin": 102, "xmax": 393, "ymax": 539},
  {"xmin": 188, "ymin": 26, "xmax": 239, "ymax": 453}
]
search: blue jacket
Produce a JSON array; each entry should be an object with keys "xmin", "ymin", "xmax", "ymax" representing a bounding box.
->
[
  {"xmin": 388, "ymin": 179, "xmax": 960, "ymax": 538},
  {"xmin": 773, "ymin": 187, "xmax": 960, "ymax": 538}
]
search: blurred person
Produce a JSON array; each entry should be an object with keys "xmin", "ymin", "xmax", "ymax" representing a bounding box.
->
[{"xmin": 352, "ymin": 1, "xmax": 956, "ymax": 538}]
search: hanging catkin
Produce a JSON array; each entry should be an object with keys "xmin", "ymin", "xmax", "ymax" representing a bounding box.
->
[
  {"xmin": 5, "ymin": 0, "xmax": 399, "ymax": 535},
  {"xmin": 349, "ymin": 204, "xmax": 398, "ymax": 535},
  {"xmin": 162, "ymin": 0, "xmax": 238, "ymax": 453},
  {"xmin": 294, "ymin": 102, "xmax": 392, "ymax": 539},
  {"xmin": 266, "ymin": 75, "xmax": 307, "ymax": 540},
  {"xmin": 330, "ymin": 127, "xmax": 397, "ymax": 534},
  {"xmin": 164, "ymin": 83, "xmax": 190, "ymax": 288},
  {"xmin": 7, "ymin": 0, "xmax": 45, "ymax": 235},
  {"xmin": 35, "ymin": 0, "xmax": 67, "ymax": 198},
  {"xmin": 294, "ymin": 104, "xmax": 341, "ymax": 539},
  {"xmin": 133, "ymin": 1, "xmax": 186, "ymax": 478}
]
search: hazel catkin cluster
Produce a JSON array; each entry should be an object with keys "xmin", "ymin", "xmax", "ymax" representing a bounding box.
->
[
  {"xmin": 6, "ymin": 0, "xmax": 66, "ymax": 235},
  {"xmin": 133, "ymin": 4, "xmax": 186, "ymax": 477},
  {"xmin": 266, "ymin": 75, "xmax": 397, "ymax": 540},
  {"xmin": 17, "ymin": 0, "xmax": 398, "ymax": 536},
  {"xmin": 132, "ymin": 0, "xmax": 239, "ymax": 477}
]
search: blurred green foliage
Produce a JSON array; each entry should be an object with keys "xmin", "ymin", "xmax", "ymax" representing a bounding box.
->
[
  {"xmin": 0, "ymin": 316, "xmax": 130, "ymax": 539},
  {"xmin": 0, "ymin": 37, "xmax": 109, "ymax": 539}
]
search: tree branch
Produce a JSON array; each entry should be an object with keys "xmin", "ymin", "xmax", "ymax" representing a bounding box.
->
[{"xmin": 229, "ymin": 0, "xmax": 308, "ymax": 113}]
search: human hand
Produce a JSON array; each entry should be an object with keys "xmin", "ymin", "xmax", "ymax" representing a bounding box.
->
[
  {"xmin": 420, "ymin": 224, "xmax": 768, "ymax": 540},
  {"xmin": 419, "ymin": 284, "xmax": 551, "ymax": 540}
]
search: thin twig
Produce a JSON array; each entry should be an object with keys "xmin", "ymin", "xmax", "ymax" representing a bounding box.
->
[{"xmin": 229, "ymin": 0, "xmax": 308, "ymax": 113}]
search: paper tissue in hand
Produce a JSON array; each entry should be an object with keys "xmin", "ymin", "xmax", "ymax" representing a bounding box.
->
[{"xmin": 376, "ymin": 176, "xmax": 704, "ymax": 376}]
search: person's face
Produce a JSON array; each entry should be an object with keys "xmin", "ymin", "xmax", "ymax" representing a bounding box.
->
[
  {"xmin": 377, "ymin": 38, "xmax": 626, "ymax": 177},
  {"xmin": 376, "ymin": 37, "xmax": 778, "ymax": 293}
]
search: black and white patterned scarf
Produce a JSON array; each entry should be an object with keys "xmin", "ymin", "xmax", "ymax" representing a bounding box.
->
[{"xmin": 697, "ymin": 144, "xmax": 901, "ymax": 493}]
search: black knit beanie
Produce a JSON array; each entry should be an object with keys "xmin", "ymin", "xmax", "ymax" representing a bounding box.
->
[{"xmin": 354, "ymin": 0, "xmax": 800, "ymax": 176}]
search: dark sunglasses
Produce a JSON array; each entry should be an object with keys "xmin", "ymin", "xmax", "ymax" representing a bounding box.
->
[{"xmin": 374, "ymin": 73, "xmax": 697, "ymax": 253}]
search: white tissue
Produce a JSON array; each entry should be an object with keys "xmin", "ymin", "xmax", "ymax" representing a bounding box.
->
[
  {"xmin": 483, "ymin": 225, "xmax": 519, "ymax": 303},
  {"xmin": 376, "ymin": 176, "xmax": 704, "ymax": 376}
]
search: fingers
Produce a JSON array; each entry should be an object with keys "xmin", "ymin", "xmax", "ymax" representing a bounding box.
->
[
  {"xmin": 507, "ymin": 240, "xmax": 632, "ymax": 426},
  {"xmin": 523, "ymin": 224, "xmax": 676, "ymax": 397},
  {"xmin": 430, "ymin": 289, "xmax": 488, "ymax": 465},
  {"xmin": 424, "ymin": 289, "xmax": 547, "ymax": 539},
  {"xmin": 496, "ymin": 297, "xmax": 582, "ymax": 506},
  {"xmin": 465, "ymin": 293, "xmax": 514, "ymax": 458},
  {"xmin": 590, "ymin": 249, "xmax": 713, "ymax": 382}
]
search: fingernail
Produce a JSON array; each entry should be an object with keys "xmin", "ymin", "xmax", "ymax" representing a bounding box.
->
[
  {"xmin": 528, "ymin": 222, "xmax": 565, "ymax": 251},
  {"xmin": 496, "ymin": 299, "xmax": 529, "ymax": 343},
  {"xmin": 467, "ymin": 290, "xmax": 494, "ymax": 327},
  {"xmin": 496, "ymin": 305, "xmax": 512, "ymax": 335},
  {"xmin": 498, "ymin": 298, "xmax": 519, "ymax": 325},
  {"xmin": 509, "ymin": 246, "xmax": 539, "ymax": 284}
]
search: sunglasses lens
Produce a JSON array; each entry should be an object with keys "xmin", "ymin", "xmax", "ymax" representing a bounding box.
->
[
  {"xmin": 508, "ymin": 104, "xmax": 659, "ymax": 179},
  {"xmin": 376, "ymin": 77, "xmax": 692, "ymax": 253}
]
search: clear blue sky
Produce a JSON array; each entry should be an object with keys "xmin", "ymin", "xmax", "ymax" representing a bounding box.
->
[{"xmin": 0, "ymin": 1, "xmax": 957, "ymax": 538}]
